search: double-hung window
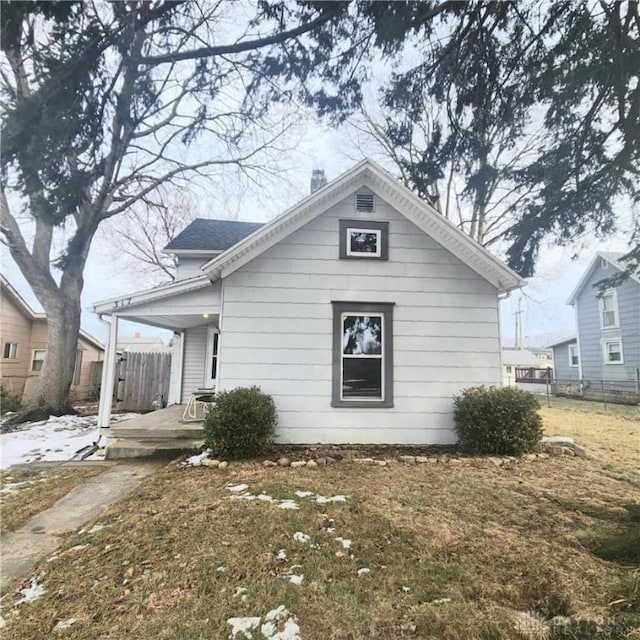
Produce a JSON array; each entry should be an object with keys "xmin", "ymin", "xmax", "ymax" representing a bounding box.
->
[
  {"xmin": 32, "ymin": 349, "xmax": 46, "ymax": 371},
  {"xmin": 3, "ymin": 342, "xmax": 18, "ymax": 359},
  {"xmin": 602, "ymin": 339, "xmax": 623, "ymax": 364},
  {"xmin": 568, "ymin": 344, "xmax": 579, "ymax": 367},
  {"xmin": 599, "ymin": 290, "xmax": 619, "ymax": 328},
  {"xmin": 332, "ymin": 302, "xmax": 393, "ymax": 407}
]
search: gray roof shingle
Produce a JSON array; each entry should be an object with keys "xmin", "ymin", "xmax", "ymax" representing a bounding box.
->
[{"xmin": 164, "ymin": 218, "xmax": 264, "ymax": 252}]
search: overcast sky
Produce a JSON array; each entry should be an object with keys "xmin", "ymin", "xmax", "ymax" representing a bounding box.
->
[{"xmin": 2, "ymin": 118, "xmax": 632, "ymax": 350}]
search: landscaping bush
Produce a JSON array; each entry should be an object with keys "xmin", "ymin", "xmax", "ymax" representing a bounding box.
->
[
  {"xmin": 453, "ymin": 386, "xmax": 543, "ymax": 455},
  {"xmin": 1, "ymin": 386, "xmax": 22, "ymax": 415},
  {"xmin": 203, "ymin": 386, "xmax": 277, "ymax": 459}
]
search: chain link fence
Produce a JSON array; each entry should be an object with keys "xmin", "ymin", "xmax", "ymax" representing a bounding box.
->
[{"xmin": 543, "ymin": 374, "xmax": 640, "ymax": 412}]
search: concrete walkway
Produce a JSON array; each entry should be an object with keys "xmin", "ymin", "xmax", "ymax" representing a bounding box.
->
[{"xmin": 1, "ymin": 460, "xmax": 163, "ymax": 593}]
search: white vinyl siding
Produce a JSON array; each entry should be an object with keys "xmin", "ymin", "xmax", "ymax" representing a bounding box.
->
[{"xmin": 218, "ymin": 192, "xmax": 501, "ymax": 444}]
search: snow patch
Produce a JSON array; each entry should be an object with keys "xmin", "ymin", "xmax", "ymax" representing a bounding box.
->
[
  {"xmin": 54, "ymin": 618, "xmax": 78, "ymax": 630},
  {"xmin": 335, "ymin": 537, "xmax": 352, "ymax": 550},
  {"xmin": 287, "ymin": 574, "xmax": 303, "ymax": 586},
  {"xmin": 233, "ymin": 587, "xmax": 248, "ymax": 602},
  {"xmin": 357, "ymin": 568, "xmax": 370, "ymax": 575},
  {"xmin": 315, "ymin": 495, "xmax": 347, "ymax": 504},
  {"xmin": 184, "ymin": 451, "xmax": 211, "ymax": 467},
  {"xmin": 227, "ymin": 615, "xmax": 261, "ymax": 639},
  {"xmin": 278, "ymin": 500, "xmax": 299, "ymax": 510},
  {"xmin": 16, "ymin": 578, "xmax": 45, "ymax": 604},
  {"xmin": 227, "ymin": 483, "xmax": 249, "ymax": 493},
  {"xmin": 228, "ymin": 606, "xmax": 300, "ymax": 640},
  {"xmin": 292, "ymin": 532, "xmax": 310, "ymax": 544},
  {"xmin": 294, "ymin": 490, "xmax": 314, "ymax": 498},
  {"xmin": 1, "ymin": 413, "xmax": 138, "ymax": 470},
  {"xmin": 68, "ymin": 544, "xmax": 89, "ymax": 552},
  {"xmin": 276, "ymin": 549, "xmax": 287, "ymax": 560}
]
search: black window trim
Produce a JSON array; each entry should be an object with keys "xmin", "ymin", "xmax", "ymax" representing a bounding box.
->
[
  {"xmin": 331, "ymin": 301, "xmax": 394, "ymax": 408},
  {"xmin": 339, "ymin": 219, "xmax": 389, "ymax": 260}
]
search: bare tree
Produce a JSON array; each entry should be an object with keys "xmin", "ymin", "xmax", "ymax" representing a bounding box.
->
[
  {"xmin": 347, "ymin": 98, "xmax": 543, "ymax": 251},
  {"xmin": 103, "ymin": 188, "xmax": 197, "ymax": 283},
  {"xmin": 0, "ymin": 1, "xmax": 342, "ymax": 418}
]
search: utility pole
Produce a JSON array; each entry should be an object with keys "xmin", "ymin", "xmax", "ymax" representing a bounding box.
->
[{"xmin": 513, "ymin": 297, "xmax": 524, "ymax": 349}]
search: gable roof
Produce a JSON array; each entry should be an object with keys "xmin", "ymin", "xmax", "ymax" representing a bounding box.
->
[
  {"xmin": 566, "ymin": 251, "xmax": 640, "ymax": 305},
  {"xmin": 164, "ymin": 219, "xmax": 264, "ymax": 253},
  {"xmin": 200, "ymin": 159, "xmax": 525, "ymax": 293},
  {"xmin": 1, "ymin": 274, "xmax": 46, "ymax": 320},
  {"xmin": 547, "ymin": 337, "xmax": 577, "ymax": 349},
  {"xmin": 501, "ymin": 348, "xmax": 545, "ymax": 367},
  {"xmin": 1, "ymin": 274, "xmax": 104, "ymax": 351}
]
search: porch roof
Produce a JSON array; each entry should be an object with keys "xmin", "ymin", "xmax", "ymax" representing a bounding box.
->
[{"xmin": 90, "ymin": 275, "xmax": 221, "ymax": 331}]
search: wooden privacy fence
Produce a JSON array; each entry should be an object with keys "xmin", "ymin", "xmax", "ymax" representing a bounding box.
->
[{"xmin": 115, "ymin": 352, "xmax": 172, "ymax": 412}]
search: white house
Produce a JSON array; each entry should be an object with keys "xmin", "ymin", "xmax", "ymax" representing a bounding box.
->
[{"xmin": 92, "ymin": 159, "xmax": 524, "ymax": 445}]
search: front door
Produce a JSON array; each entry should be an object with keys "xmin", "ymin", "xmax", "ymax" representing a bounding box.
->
[{"xmin": 204, "ymin": 327, "xmax": 219, "ymax": 389}]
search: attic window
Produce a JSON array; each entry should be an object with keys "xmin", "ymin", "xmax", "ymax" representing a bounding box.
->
[
  {"xmin": 355, "ymin": 193, "xmax": 375, "ymax": 212},
  {"xmin": 600, "ymin": 258, "xmax": 608, "ymax": 269},
  {"xmin": 339, "ymin": 220, "xmax": 388, "ymax": 260}
]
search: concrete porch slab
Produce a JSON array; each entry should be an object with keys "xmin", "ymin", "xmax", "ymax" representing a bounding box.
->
[{"xmin": 104, "ymin": 405, "xmax": 205, "ymax": 459}]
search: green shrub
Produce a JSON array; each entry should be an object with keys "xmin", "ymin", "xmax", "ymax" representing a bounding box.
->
[
  {"xmin": 203, "ymin": 386, "xmax": 277, "ymax": 459},
  {"xmin": 1, "ymin": 386, "xmax": 22, "ymax": 415},
  {"xmin": 453, "ymin": 386, "xmax": 543, "ymax": 455}
]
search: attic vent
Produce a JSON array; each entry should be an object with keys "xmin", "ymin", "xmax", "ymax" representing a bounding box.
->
[{"xmin": 355, "ymin": 193, "xmax": 375, "ymax": 212}]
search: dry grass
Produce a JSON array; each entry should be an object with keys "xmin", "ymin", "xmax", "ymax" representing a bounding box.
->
[
  {"xmin": 0, "ymin": 467, "xmax": 102, "ymax": 534},
  {"xmin": 540, "ymin": 396, "xmax": 640, "ymax": 485},
  {"xmin": 1, "ymin": 404, "xmax": 639, "ymax": 639}
]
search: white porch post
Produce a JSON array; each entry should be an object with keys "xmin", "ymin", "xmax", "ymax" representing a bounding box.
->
[
  {"xmin": 168, "ymin": 330, "xmax": 185, "ymax": 405},
  {"xmin": 98, "ymin": 314, "xmax": 119, "ymax": 429}
]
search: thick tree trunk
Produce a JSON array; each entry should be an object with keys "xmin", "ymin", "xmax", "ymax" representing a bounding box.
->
[{"xmin": 31, "ymin": 294, "xmax": 82, "ymax": 414}]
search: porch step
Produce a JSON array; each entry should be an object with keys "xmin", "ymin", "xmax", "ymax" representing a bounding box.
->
[
  {"xmin": 108, "ymin": 424, "xmax": 204, "ymax": 440},
  {"xmin": 105, "ymin": 438, "xmax": 204, "ymax": 460}
]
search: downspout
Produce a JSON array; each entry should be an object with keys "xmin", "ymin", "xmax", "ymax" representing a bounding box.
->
[
  {"xmin": 497, "ymin": 288, "xmax": 511, "ymax": 386},
  {"xmin": 97, "ymin": 313, "xmax": 119, "ymax": 430},
  {"xmin": 72, "ymin": 312, "xmax": 118, "ymax": 460}
]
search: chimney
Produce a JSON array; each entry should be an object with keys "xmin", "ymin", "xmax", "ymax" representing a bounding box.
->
[{"xmin": 310, "ymin": 169, "xmax": 327, "ymax": 193}]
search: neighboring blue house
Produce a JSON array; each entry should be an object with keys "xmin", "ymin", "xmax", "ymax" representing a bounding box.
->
[
  {"xmin": 548, "ymin": 337, "xmax": 579, "ymax": 382},
  {"xmin": 563, "ymin": 252, "xmax": 639, "ymax": 385}
]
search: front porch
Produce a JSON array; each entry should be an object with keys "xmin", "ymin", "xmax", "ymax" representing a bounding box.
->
[{"xmin": 104, "ymin": 405, "xmax": 205, "ymax": 459}]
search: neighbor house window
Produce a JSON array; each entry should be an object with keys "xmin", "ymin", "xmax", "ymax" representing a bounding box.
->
[
  {"xmin": 332, "ymin": 302, "xmax": 393, "ymax": 407},
  {"xmin": 73, "ymin": 349, "xmax": 83, "ymax": 385},
  {"xmin": 32, "ymin": 349, "xmax": 46, "ymax": 371},
  {"xmin": 3, "ymin": 342, "xmax": 18, "ymax": 359},
  {"xmin": 339, "ymin": 220, "xmax": 389, "ymax": 260},
  {"xmin": 568, "ymin": 344, "xmax": 579, "ymax": 367},
  {"xmin": 599, "ymin": 290, "xmax": 619, "ymax": 328},
  {"xmin": 602, "ymin": 339, "xmax": 623, "ymax": 364}
]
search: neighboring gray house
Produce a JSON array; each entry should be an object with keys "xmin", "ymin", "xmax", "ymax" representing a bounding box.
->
[
  {"xmin": 92, "ymin": 159, "xmax": 524, "ymax": 445},
  {"xmin": 565, "ymin": 252, "xmax": 640, "ymax": 383},
  {"xmin": 548, "ymin": 337, "xmax": 580, "ymax": 382}
]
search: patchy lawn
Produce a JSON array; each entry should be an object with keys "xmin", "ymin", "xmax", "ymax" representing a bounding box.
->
[
  {"xmin": 541, "ymin": 396, "xmax": 640, "ymax": 486},
  {"xmin": 0, "ymin": 467, "xmax": 103, "ymax": 534},
  {"xmin": 1, "ymin": 404, "xmax": 638, "ymax": 639}
]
